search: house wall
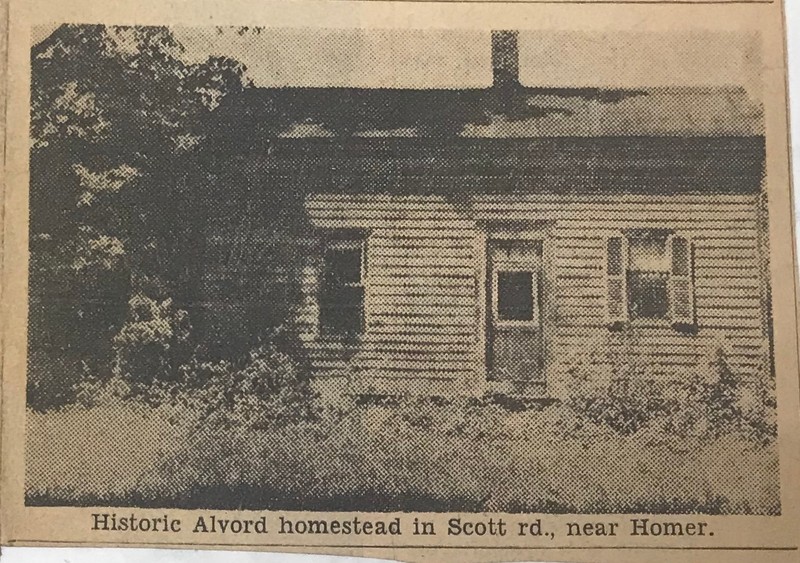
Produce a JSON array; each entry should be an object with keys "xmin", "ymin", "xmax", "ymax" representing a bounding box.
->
[{"xmin": 300, "ymin": 192, "xmax": 770, "ymax": 398}]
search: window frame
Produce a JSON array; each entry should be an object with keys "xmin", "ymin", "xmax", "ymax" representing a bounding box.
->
[
  {"xmin": 318, "ymin": 237, "xmax": 366, "ymax": 340},
  {"xmin": 606, "ymin": 230, "xmax": 695, "ymax": 329}
]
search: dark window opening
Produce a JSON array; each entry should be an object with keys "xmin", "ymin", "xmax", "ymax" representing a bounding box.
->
[
  {"xmin": 319, "ymin": 241, "xmax": 364, "ymax": 338},
  {"xmin": 627, "ymin": 270, "xmax": 669, "ymax": 319},
  {"xmin": 627, "ymin": 235, "xmax": 669, "ymax": 320},
  {"xmin": 496, "ymin": 271, "xmax": 535, "ymax": 322}
]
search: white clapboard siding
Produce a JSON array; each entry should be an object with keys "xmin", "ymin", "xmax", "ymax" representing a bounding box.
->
[{"xmin": 300, "ymin": 192, "xmax": 768, "ymax": 387}]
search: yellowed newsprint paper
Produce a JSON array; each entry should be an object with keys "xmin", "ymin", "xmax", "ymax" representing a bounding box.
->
[{"xmin": 2, "ymin": 0, "xmax": 799, "ymax": 561}]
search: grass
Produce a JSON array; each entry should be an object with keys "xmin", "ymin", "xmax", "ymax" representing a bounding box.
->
[{"xmin": 25, "ymin": 396, "xmax": 780, "ymax": 514}]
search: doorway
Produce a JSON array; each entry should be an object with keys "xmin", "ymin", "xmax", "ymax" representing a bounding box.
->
[{"xmin": 486, "ymin": 239, "xmax": 544, "ymax": 383}]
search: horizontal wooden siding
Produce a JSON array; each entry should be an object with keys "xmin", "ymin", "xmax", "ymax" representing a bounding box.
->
[{"xmin": 303, "ymin": 193, "xmax": 769, "ymax": 394}]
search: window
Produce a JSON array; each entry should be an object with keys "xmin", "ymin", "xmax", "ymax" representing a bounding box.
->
[
  {"xmin": 627, "ymin": 235, "xmax": 669, "ymax": 320},
  {"xmin": 494, "ymin": 270, "xmax": 539, "ymax": 325},
  {"xmin": 319, "ymin": 239, "xmax": 364, "ymax": 338},
  {"xmin": 605, "ymin": 233, "xmax": 694, "ymax": 326}
]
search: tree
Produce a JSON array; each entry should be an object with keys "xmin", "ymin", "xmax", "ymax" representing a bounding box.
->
[{"xmin": 28, "ymin": 25, "xmax": 247, "ymax": 407}]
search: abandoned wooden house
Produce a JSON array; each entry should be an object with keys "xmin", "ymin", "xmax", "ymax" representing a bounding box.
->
[{"xmin": 197, "ymin": 31, "xmax": 769, "ymax": 398}]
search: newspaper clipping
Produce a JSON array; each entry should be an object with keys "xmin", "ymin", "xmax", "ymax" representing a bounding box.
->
[{"xmin": 2, "ymin": 0, "xmax": 799, "ymax": 561}]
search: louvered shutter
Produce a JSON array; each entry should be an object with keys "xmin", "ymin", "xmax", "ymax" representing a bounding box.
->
[
  {"xmin": 668, "ymin": 235, "xmax": 695, "ymax": 325},
  {"xmin": 606, "ymin": 236, "xmax": 628, "ymax": 324}
]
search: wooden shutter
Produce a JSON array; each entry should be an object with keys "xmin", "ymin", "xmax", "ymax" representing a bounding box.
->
[
  {"xmin": 606, "ymin": 235, "xmax": 628, "ymax": 324},
  {"xmin": 668, "ymin": 235, "xmax": 695, "ymax": 325}
]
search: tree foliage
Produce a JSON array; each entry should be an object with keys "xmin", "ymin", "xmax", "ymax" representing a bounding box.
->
[{"xmin": 28, "ymin": 25, "xmax": 247, "ymax": 407}]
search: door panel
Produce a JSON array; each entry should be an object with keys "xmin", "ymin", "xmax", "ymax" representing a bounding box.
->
[
  {"xmin": 491, "ymin": 326, "xmax": 543, "ymax": 381},
  {"xmin": 487, "ymin": 240, "xmax": 544, "ymax": 382}
]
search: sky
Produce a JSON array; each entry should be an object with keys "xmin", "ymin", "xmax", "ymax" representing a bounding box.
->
[
  {"xmin": 171, "ymin": 28, "xmax": 762, "ymax": 98},
  {"xmin": 32, "ymin": 25, "xmax": 764, "ymax": 135},
  {"xmin": 33, "ymin": 25, "xmax": 761, "ymax": 95}
]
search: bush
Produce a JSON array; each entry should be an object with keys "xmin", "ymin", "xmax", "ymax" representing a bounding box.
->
[
  {"xmin": 566, "ymin": 343, "xmax": 777, "ymax": 443},
  {"xmin": 739, "ymin": 372, "xmax": 777, "ymax": 444},
  {"xmin": 26, "ymin": 349, "xmax": 91, "ymax": 412},
  {"xmin": 74, "ymin": 375, "xmax": 132, "ymax": 408},
  {"xmin": 664, "ymin": 347, "xmax": 777, "ymax": 443},
  {"xmin": 160, "ymin": 341, "xmax": 318, "ymax": 429},
  {"xmin": 563, "ymin": 337, "xmax": 669, "ymax": 435},
  {"xmin": 112, "ymin": 291, "xmax": 192, "ymax": 385},
  {"xmin": 568, "ymin": 378, "xmax": 672, "ymax": 435}
]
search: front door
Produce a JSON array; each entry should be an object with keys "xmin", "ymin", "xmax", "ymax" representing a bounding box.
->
[{"xmin": 487, "ymin": 239, "xmax": 544, "ymax": 382}]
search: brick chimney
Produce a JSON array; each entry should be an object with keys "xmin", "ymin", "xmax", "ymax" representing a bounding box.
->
[{"xmin": 492, "ymin": 30, "xmax": 520, "ymax": 88}]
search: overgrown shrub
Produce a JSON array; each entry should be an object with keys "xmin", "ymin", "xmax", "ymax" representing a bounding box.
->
[
  {"xmin": 112, "ymin": 291, "xmax": 192, "ymax": 385},
  {"xmin": 563, "ymin": 336, "xmax": 668, "ymax": 435},
  {"xmin": 568, "ymin": 378, "xmax": 672, "ymax": 435},
  {"xmin": 566, "ymin": 341, "xmax": 777, "ymax": 443},
  {"xmin": 664, "ymin": 347, "xmax": 777, "ymax": 443},
  {"xmin": 26, "ymin": 349, "xmax": 91, "ymax": 412},
  {"xmin": 74, "ymin": 375, "xmax": 132, "ymax": 408},
  {"xmin": 160, "ymin": 341, "xmax": 318, "ymax": 429},
  {"xmin": 27, "ymin": 234, "xmax": 130, "ymax": 411},
  {"xmin": 739, "ymin": 372, "xmax": 777, "ymax": 444}
]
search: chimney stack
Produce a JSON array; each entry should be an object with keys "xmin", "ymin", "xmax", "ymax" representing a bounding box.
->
[{"xmin": 492, "ymin": 30, "xmax": 519, "ymax": 88}]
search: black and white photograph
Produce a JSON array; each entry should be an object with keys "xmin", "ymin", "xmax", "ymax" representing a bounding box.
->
[{"xmin": 24, "ymin": 24, "xmax": 778, "ymax": 515}]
